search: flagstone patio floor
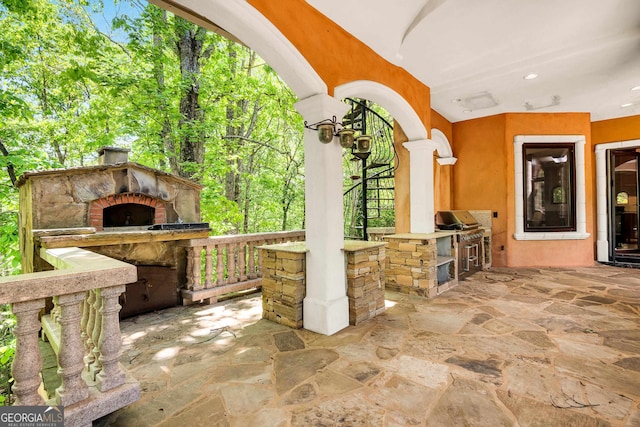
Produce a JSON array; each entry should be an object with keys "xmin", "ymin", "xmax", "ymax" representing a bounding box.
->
[{"xmin": 95, "ymin": 265, "xmax": 640, "ymax": 426}]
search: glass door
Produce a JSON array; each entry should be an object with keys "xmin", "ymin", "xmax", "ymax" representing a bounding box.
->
[{"xmin": 610, "ymin": 149, "xmax": 640, "ymax": 263}]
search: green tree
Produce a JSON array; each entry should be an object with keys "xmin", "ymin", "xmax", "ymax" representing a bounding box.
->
[{"xmin": 0, "ymin": 0, "xmax": 307, "ymax": 257}]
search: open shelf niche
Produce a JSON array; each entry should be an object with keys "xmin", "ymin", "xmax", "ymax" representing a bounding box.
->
[{"xmin": 436, "ymin": 235, "xmax": 456, "ymax": 285}]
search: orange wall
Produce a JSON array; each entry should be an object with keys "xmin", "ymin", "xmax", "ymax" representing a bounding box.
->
[
  {"xmin": 592, "ymin": 115, "xmax": 640, "ymax": 145},
  {"xmin": 248, "ymin": 0, "xmax": 431, "ymax": 134},
  {"xmin": 505, "ymin": 113, "xmax": 593, "ymax": 267},
  {"xmin": 452, "ymin": 113, "xmax": 594, "ymax": 267},
  {"xmin": 432, "ymin": 109, "xmax": 454, "ymax": 211},
  {"xmin": 431, "ymin": 109, "xmax": 453, "ymax": 142},
  {"xmin": 452, "ymin": 115, "xmax": 508, "ymax": 266}
]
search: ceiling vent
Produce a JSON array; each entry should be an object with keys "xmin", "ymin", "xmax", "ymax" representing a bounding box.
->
[
  {"xmin": 457, "ymin": 92, "xmax": 499, "ymax": 111},
  {"xmin": 524, "ymin": 95, "xmax": 561, "ymax": 111}
]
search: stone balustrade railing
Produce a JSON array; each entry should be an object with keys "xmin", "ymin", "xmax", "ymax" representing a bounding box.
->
[
  {"xmin": 181, "ymin": 230, "xmax": 306, "ymax": 304},
  {"xmin": 0, "ymin": 247, "xmax": 139, "ymax": 427}
]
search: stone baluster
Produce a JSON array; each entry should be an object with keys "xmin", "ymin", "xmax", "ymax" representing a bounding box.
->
[
  {"xmin": 216, "ymin": 244, "xmax": 225, "ymax": 285},
  {"xmin": 50, "ymin": 302, "xmax": 61, "ymax": 323},
  {"xmin": 238, "ymin": 243, "xmax": 247, "ymax": 282},
  {"xmin": 55, "ymin": 292, "xmax": 89, "ymax": 406},
  {"xmin": 186, "ymin": 246, "xmax": 202, "ymax": 291},
  {"xmin": 248, "ymin": 241, "xmax": 257, "ymax": 279},
  {"xmin": 84, "ymin": 290, "xmax": 97, "ymax": 368},
  {"xmin": 11, "ymin": 299, "xmax": 45, "ymax": 406},
  {"xmin": 257, "ymin": 242, "xmax": 264, "ymax": 278},
  {"xmin": 80, "ymin": 292, "xmax": 90, "ymax": 354},
  {"xmin": 97, "ymin": 285, "xmax": 126, "ymax": 391},
  {"xmin": 204, "ymin": 246, "xmax": 213, "ymax": 289},
  {"xmin": 227, "ymin": 243, "xmax": 237, "ymax": 284},
  {"xmin": 90, "ymin": 289, "xmax": 103, "ymax": 378}
]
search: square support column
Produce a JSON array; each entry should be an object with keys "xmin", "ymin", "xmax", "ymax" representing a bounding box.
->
[
  {"xmin": 403, "ymin": 139, "xmax": 438, "ymax": 233},
  {"xmin": 295, "ymin": 94, "xmax": 351, "ymax": 335}
]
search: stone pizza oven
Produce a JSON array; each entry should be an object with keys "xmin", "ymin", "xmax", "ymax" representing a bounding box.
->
[{"xmin": 17, "ymin": 147, "xmax": 210, "ymax": 317}]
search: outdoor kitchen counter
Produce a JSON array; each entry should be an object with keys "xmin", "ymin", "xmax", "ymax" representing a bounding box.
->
[
  {"xmin": 383, "ymin": 230, "xmax": 458, "ymax": 240},
  {"xmin": 383, "ymin": 231, "xmax": 460, "ymax": 298}
]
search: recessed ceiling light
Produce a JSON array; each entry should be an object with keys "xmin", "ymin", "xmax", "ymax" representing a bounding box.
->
[
  {"xmin": 632, "ymin": 85, "xmax": 640, "ymax": 91},
  {"xmin": 463, "ymin": 109, "xmax": 472, "ymax": 113},
  {"xmin": 523, "ymin": 73, "xmax": 539, "ymax": 80},
  {"xmin": 621, "ymin": 102, "xmax": 634, "ymax": 108}
]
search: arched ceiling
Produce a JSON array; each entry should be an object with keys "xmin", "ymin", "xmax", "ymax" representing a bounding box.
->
[{"xmin": 307, "ymin": 0, "xmax": 640, "ymax": 123}]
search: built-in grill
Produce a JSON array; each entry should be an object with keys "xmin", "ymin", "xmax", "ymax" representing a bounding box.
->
[
  {"xmin": 436, "ymin": 210, "xmax": 483, "ymax": 279},
  {"xmin": 435, "ymin": 210, "xmax": 480, "ymax": 231}
]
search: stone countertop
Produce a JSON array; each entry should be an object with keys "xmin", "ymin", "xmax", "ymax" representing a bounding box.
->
[
  {"xmin": 384, "ymin": 231, "xmax": 458, "ymax": 240},
  {"xmin": 384, "ymin": 228, "xmax": 491, "ymax": 241},
  {"xmin": 257, "ymin": 241, "xmax": 309, "ymax": 253},
  {"xmin": 342, "ymin": 240, "xmax": 387, "ymax": 252},
  {"xmin": 258, "ymin": 240, "xmax": 387, "ymax": 253}
]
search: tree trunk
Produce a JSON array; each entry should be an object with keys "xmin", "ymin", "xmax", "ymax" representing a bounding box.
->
[
  {"xmin": 152, "ymin": 9, "xmax": 179, "ymax": 175},
  {"xmin": 174, "ymin": 17, "xmax": 208, "ymax": 180},
  {"xmin": 0, "ymin": 139, "xmax": 18, "ymax": 187},
  {"xmin": 224, "ymin": 43, "xmax": 262, "ymax": 207}
]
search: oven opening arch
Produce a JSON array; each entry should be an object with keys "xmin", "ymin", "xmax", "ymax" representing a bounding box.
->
[{"xmin": 89, "ymin": 193, "xmax": 167, "ymax": 231}]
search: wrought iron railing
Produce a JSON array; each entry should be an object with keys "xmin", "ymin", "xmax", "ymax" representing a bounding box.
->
[{"xmin": 342, "ymin": 98, "xmax": 397, "ymax": 240}]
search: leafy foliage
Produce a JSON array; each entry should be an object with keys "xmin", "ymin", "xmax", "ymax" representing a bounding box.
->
[
  {"xmin": 0, "ymin": 0, "xmax": 306, "ymax": 266},
  {"xmin": 0, "ymin": 305, "xmax": 16, "ymax": 405}
]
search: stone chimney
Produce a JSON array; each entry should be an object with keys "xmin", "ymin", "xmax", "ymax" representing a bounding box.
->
[{"xmin": 98, "ymin": 146, "xmax": 130, "ymax": 165}]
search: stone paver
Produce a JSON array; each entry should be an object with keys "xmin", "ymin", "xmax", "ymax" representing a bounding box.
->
[{"xmin": 96, "ymin": 265, "xmax": 640, "ymax": 426}]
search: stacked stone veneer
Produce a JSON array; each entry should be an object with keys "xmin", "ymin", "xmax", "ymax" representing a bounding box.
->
[
  {"xmin": 344, "ymin": 242, "xmax": 387, "ymax": 325},
  {"xmin": 260, "ymin": 245, "xmax": 306, "ymax": 328},
  {"xmin": 259, "ymin": 241, "xmax": 388, "ymax": 330},
  {"xmin": 384, "ymin": 235, "xmax": 439, "ymax": 298}
]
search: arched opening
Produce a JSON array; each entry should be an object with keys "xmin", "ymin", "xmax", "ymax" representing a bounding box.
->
[
  {"xmin": 334, "ymin": 80, "xmax": 426, "ymax": 141},
  {"xmin": 103, "ymin": 203, "xmax": 155, "ymax": 228},
  {"xmin": 340, "ymin": 97, "xmax": 396, "ymax": 239},
  {"xmin": 335, "ymin": 80, "xmax": 431, "ymax": 234}
]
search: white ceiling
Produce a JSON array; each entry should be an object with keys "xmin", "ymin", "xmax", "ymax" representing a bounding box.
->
[{"xmin": 306, "ymin": 0, "xmax": 640, "ymax": 123}]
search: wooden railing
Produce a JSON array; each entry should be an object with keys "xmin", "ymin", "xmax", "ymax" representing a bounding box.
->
[
  {"xmin": 0, "ymin": 247, "xmax": 139, "ymax": 427},
  {"xmin": 181, "ymin": 230, "xmax": 305, "ymax": 304}
]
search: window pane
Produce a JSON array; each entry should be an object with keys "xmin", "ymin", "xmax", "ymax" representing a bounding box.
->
[
  {"xmin": 523, "ymin": 144, "xmax": 576, "ymax": 231},
  {"xmin": 617, "ymin": 191, "xmax": 629, "ymax": 205}
]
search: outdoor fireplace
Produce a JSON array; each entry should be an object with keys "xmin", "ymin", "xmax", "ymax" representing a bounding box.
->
[{"xmin": 17, "ymin": 147, "xmax": 209, "ymax": 317}]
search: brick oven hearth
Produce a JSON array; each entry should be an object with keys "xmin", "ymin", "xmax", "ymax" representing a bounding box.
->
[
  {"xmin": 89, "ymin": 193, "xmax": 167, "ymax": 231},
  {"xmin": 18, "ymin": 147, "xmax": 209, "ymax": 317}
]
